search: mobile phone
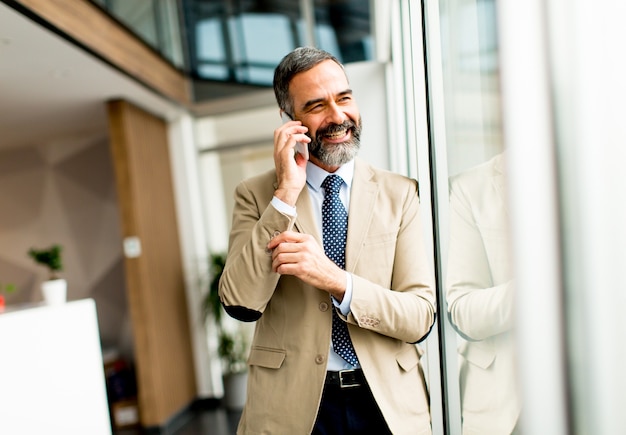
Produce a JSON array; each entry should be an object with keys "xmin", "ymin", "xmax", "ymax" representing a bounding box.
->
[{"xmin": 281, "ymin": 112, "xmax": 309, "ymax": 160}]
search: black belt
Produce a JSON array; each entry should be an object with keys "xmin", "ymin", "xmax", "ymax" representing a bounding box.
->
[{"xmin": 325, "ymin": 369, "xmax": 366, "ymax": 389}]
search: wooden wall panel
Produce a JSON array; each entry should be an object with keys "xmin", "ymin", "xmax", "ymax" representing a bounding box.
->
[
  {"xmin": 15, "ymin": 0, "xmax": 190, "ymax": 104},
  {"xmin": 107, "ymin": 99, "xmax": 196, "ymax": 427}
]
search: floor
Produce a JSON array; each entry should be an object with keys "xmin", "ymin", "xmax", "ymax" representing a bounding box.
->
[{"xmin": 114, "ymin": 405, "xmax": 242, "ymax": 435}]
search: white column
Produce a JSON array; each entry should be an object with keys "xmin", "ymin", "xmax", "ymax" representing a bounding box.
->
[{"xmin": 168, "ymin": 113, "xmax": 222, "ymax": 397}]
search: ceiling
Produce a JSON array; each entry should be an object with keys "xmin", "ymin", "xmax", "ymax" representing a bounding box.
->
[{"xmin": 0, "ymin": 3, "xmax": 190, "ymax": 150}]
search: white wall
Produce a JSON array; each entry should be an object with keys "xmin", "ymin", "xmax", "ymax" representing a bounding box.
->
[{"xmin": 0, "ymin": 299, "xmax": 112, "ymax": 434}]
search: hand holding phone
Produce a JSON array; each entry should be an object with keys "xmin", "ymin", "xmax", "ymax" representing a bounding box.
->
[{"xmin": 281, "ymin": 112, "xmax": 309, "ymax": 161}]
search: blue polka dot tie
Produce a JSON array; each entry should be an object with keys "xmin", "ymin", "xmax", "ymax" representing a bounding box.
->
[{"xmin": 321, "ymin": 175, "xmax": 359, "ymax": 366}]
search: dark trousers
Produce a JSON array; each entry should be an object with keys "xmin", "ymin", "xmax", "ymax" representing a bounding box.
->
[{"xmin": 312, "ymin": 375, "xmax": 392, "ymax": 435}]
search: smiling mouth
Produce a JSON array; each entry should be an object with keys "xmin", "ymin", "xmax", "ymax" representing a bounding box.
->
[{"xmin": 323, "ymin": 129, "xmax": 349, "ymax": 140}]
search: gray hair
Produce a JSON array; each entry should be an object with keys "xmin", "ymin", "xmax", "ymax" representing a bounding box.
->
[{"xmin": 273, "ymin": 47, "xmax": 344, "ymax": 117}]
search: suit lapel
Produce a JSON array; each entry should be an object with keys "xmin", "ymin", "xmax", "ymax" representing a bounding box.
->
[
  {"xmin": 345, "ymin": 160, "xmax": 378, "ymax": 272},
  {"xmin": 293, "ymin": 183, "xmax": 322, "ymax": 243},
  {"xmin": 492, "ymin": 152, "xmax": 509, "ymax": 215}
]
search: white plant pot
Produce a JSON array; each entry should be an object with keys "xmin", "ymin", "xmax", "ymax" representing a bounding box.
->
[
  {"xmin": 41, "ymin": 278, "xmax": 67, "ymax": 305},
  {"xmin": 223, "ymin": 371, "xmax": 248, "ymax": 410}
]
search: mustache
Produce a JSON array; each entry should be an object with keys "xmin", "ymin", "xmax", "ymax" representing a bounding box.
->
[
  {"xmin": 307, "ymin": 117, "xmax": 362, "ymax": 167},
  {"xmin": 316, "ymin": 119, "xmax": 357, "ymax": 137}
]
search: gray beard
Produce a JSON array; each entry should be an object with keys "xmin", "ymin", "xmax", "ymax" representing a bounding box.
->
[
  {"xmin": 310, "ymin": 140, "xmax": 359, "ymax": 167},
  {"xmin": 309, "ymin": 119, "xmax": 362, "ymax": 167}
]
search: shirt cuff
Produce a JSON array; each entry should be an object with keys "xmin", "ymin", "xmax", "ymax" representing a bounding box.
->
[
  {"xmin": 271, "ymin": 196, "xmax": 297, "ymax": 217},
  {"xmin": 332, "ymin": 272, "xmax": 353, "ymax": 316}
]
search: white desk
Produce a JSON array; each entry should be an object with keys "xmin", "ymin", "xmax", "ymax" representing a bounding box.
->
[{"xmin": 0, "ymin": 299, "xmax": 112, "ymax": 434}]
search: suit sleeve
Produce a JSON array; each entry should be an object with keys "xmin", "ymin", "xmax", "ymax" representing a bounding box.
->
[
  {"xmin": 218, "ymin": 178, "xmax": 295, "ymax": 321},
  {"xmin": 445, "ymin": 175, "xmax": 514, "ymax": 341},
  {"xmin": 347, "ymin": 178, "xmax": 436, "ymax": 344}
]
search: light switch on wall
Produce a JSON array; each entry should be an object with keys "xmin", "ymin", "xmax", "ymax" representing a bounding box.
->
[{"xmin": 123, "ymin": 236, "xmax": 142, "ymax": 258}]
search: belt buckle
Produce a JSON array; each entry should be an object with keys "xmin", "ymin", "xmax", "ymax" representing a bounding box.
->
[{"xmin": 338, "ymin": 369, "xmax": 360, "ymax": 389}]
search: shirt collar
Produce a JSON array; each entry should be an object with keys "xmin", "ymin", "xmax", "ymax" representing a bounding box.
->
[{"xmin": 306, "ymin": 159, "xmax": 355, "ymax": 193}]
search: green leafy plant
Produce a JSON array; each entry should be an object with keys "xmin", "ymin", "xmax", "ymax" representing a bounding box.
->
[
  {"xmin": 0, "ymin": 282, "xmax": 17, "ymax": 308},
  {"xmin": 202, "ymin": 252, "xmax": 227, "ymax": 325},
  {"xmin": 1, "ymin": 283, "xmax": 17, "ymax": 294},
  {"xmin": 28, "ymin": 244, "xmax": 63, "ymax": 280},
  {"xmin": 218, "ymin": 327, "xmax": 249, "ymax": 375},
  {"xmin": 202, "ymin": 252, "xmax": 249, "ymax": 375}
]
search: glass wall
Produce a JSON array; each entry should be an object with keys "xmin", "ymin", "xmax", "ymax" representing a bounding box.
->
[
  {"xmin": 435, "ymin": 1, "xmax": 519, "ymax": 432},
  {"xmin": 181, "ymin": 0, "xmax": 372, "ymax": 85},
  {"xmin": 312, "ymin": 0, "xmax": 372, "ymax": 63},
  {"xmin": 399, "ymin": 0, "xmax": 520, "ymax": 433},
  {"xmin": 90, "ymin": 0, "xmax": 185, "ymax": 68},
  {"xmin": 90, "ymin": 0, "xmax": 373, "ymax": 99}
]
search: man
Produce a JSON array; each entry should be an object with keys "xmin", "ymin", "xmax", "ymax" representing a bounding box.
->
[
  {"xmin": 219, "ymin": 46, "xmax": 436, "ymax": 434},
  {"xmin": 446, "ymin": 152, "xmax": 521, "ymax": 434}
]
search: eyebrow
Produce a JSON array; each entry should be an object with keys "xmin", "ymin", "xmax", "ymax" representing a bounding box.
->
[{"xmin": 300, "ymin": 89, "xmax": 353, "ymax": 112}]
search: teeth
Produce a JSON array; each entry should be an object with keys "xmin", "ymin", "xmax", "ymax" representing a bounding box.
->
[{"xmin": 325, "ymin": 130, "xmax": 347, "ymax": 139}]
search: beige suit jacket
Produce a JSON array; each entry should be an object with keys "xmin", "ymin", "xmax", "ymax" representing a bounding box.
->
[
  {"xmin": 220, "ymin": 158, "xmax": 436, "ymax": 434},
  {"xmin": 446, "ymin": 153, "xmax": 520, "ymax": 435}
]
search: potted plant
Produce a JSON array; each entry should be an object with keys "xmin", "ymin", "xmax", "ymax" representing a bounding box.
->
[
  {"xmin": 28, "ymin": 244, "xmax": 67, "ymax": 305},
  {"xmin": 202, "ymin": 252, "xmax": 250, "ymax": 410}
]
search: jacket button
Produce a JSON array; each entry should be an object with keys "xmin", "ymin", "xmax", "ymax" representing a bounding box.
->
[
  {"xmin": 315, "ymin": 354, "xmax": 325, "ymax": 365},
  {"xmin": 272, "ymin": 230, "xmax": 281, "ymax": 238},
  {"xmin": 319, "ymin": 302, "xmax": 329, "ymax": 311}
]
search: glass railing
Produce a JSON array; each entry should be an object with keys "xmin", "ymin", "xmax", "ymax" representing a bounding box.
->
[
  {"xmin": 90, "ymin": 0, "xmax": 372, "ymax": 89},
  {"xmin": 182, "ymin": 0, "xmax": 372, "ymax": 86},
  {"xmin": 90, "ymin": 0, "xmax": 186, "ymax": 69}
]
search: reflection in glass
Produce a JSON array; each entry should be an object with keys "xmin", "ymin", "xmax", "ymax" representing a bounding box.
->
[
  {"xmin": 446, "ymin": 153, "xmax": 520, "ymax": 434},
  {"xmin": 435, "ymin": 0, "xmax": 520, "ymax": 433}
]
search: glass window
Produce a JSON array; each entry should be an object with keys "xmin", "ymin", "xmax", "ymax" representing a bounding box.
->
[
  {"xmin": 195, "ymin": 15, "xmax": 230, "ymax": 80},
  {"xmin": 107, "ymin": 0, "xmax": 159, "ymax": 49},
  {"xmin": 182, "ymin": 0, "xmax": 300, "ymax": 84},
  {"xmin": 425, "ymin": 0, "xmax": 520, "ymax": 433},
  {"xmin": 182, "ymin": 0, "xmax": 372, "ymax": 86},
  {"xmin": 156, "ymin": 0, "xmax": 185, "ymax": 68},
  {"xmin": 228, "ymin": 13, "xmax": 296, "ymax": 84},
  {"xmin": 90, "ymin": 0, "xmax": 185, "ymax": 68},
  {"xmin": 439, "ymin": 0, "xmax": 501, "ymax": 174},
  {"xmin": 312, "ymin": 0, "xmax": 373, "ymax": 63}
]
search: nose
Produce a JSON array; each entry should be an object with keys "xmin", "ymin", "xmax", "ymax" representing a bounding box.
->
[{"xmin": 326, "ymin": 102, "xmax": 345, "ymax": 125}]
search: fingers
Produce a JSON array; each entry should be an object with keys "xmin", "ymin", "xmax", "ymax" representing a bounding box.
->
[
  {"xmin": 269, "ymin": 232, "xmax": 304, "ymax": 273},
  {"xmin": 268, "ymin": 234, "xmax": 345, "ymax": 294},
  {"xmin": 274, "ymin": 121, "xmax": 310, "ymax": 155},
  {"xmin": 267, "ymin": 230, "xmax": 302, "ymax": 250},
  {"xmin": 269, "ymin": 231, "xmax": 314, "ymax": 266},
  {"xmin": 272, "ymin": 121, "xmax": 311, "ymax": 209}
]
